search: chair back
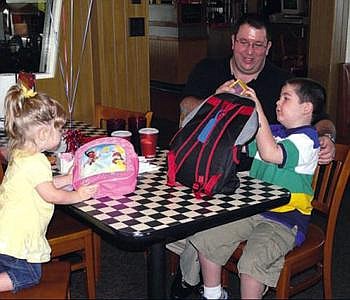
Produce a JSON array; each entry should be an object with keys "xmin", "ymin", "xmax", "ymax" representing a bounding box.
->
[
  {"xmin": 94, "ymin": 103, "xmax": 153, "ymax": 129},
  {"xmin": 311, "ymin": 144, "xmax": 350, "ymax": 212},
  {"xmin": 311, "ymin": 143, "xmax": 350, "ymax": 256}
]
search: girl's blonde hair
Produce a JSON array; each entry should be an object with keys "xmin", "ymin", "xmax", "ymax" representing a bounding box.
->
[{"xmin": 4, "ymin": 84, "xmax": 66, "ymax": 154}]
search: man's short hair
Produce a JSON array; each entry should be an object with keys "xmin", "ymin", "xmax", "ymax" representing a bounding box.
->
[{"xmin": 232, "ymin": 14, "xmax": 272, "ymax": 42}]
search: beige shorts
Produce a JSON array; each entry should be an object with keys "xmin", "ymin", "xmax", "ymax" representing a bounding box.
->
[{"xmin": 189, "ymin": 214, "xmax": 297, "ymax": 287}]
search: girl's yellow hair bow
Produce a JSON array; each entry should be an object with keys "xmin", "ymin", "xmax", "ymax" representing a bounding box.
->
[{"xmin": 21, "ymin": 85, "xmax": 37, "ymax": 98}]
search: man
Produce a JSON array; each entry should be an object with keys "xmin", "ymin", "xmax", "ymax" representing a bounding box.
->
[{"xmin": 170, "ymin": 14, "xmax": 336, "ymax": 299}]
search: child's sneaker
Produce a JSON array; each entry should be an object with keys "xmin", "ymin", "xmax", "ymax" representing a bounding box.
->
[{"xmin": 202, "ymin": 288, "xmax": 229, "ymax": 299}]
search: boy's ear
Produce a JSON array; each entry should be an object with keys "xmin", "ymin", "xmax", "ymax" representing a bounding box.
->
[{"xmin": 303, "ymin": 102, "xmax": 313, "ymax": 115}]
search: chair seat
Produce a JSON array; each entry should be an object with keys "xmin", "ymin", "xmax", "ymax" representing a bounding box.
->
[
  {"xmin": 284, "ymin": 223, "xmax": 324, "ymax": 269},
  {"xmin": 0, "ymin": 261, "xmax": 70, "ymax": 299}
]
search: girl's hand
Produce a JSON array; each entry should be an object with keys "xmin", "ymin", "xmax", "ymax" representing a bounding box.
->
[{"xmin": 77, "ymin": 184, "xmax": 98, "ymax": 201}]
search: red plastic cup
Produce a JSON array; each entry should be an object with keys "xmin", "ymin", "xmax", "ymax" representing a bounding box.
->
[
  {"xmin": 111, "ymin": 130, "xmax": 132, "ymax": 141},
  {"xmin": 138, "ymin": 128, "xmax": 159, "ymax": 158}
]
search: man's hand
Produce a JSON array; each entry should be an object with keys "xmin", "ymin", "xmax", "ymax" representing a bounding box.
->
[
  {"xmin": 318, "ymin": 135, "xmax": 335, "ymax": 164},
  {"xmin": 215, "ymin": 79, "xmax": 237, "ymax": 94},
  {"xmin": 179, "ymin": 96, "xmax": 204, "ymax": 127},
  {"xmin": 314, "ymin": 119, "xmax": 336, "ymax": 164}
]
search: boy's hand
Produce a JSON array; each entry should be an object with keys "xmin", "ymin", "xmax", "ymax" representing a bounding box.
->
[
  {"xmin": 77, "ymin": 184, "xmax": 98, "ymax": 201},
  {"xmin": 243, "ymin": 87, "xmax": 263, "ymax": 112},
  {"xmin": 242, "ymin": 87, "xmax": 257, "ymax": 100}
]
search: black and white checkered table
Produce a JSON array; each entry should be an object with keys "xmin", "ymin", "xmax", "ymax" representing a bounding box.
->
[{"xmin": 72, "ymin": 150, "xmax": 290, "ymax": 239}]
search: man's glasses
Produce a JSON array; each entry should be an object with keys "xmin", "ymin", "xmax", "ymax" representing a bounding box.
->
[{"xmin": 235, "ymin": 38, "xmax": 267, "ymax": 51}]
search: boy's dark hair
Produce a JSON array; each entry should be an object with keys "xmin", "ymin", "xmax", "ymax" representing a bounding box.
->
[
  {"xmin": 232, "ymin": 14, "xmax": 272, "ymax": 41},
  {"xmin": 285, "ymin": 77, "xmax": 326, "ymax": 123}
]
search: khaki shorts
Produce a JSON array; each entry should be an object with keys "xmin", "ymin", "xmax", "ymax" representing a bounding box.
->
[{"xmin": 189, "ymin": 214, "xmax": 297, "ymax": 287}]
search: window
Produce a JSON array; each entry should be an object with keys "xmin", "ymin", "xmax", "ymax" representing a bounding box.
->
[{"xmin": 0, "ymin": 0, "xmax": 62, "ymax": 79}]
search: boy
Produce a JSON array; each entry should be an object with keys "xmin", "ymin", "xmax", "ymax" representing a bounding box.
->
[{"xmin": 188, "ymin": 77, "xmax": 325, "ymax": 299}]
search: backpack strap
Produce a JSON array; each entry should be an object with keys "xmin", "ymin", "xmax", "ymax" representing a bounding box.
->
[
  {"xmin": 167, "ymin": 151, "xmax": 176, "ymax": 186},
  {"xmin": 204, "ymin": 174, "xmax": 221, "ymax": 196}
]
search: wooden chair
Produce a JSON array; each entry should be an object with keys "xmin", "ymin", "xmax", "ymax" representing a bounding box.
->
[
  {"xmin": 47, "ymin": 208, "xmax": 99, "ymax": 299},
  {"xmin": 0, "ymin": 260, "xmax": 71, "ymax": 299},
  {"xmin": 94, "ymin": 103, "xmax": 153, "ymax": 129},
  {"xmin": 221, "ymin": 143, "xmax": 350, "ymax": 299}
]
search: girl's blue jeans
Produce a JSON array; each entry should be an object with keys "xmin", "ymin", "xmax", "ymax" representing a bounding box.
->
[{"xmin": 0, "ymin": 253, "xmax": 42, "ymax": 292}]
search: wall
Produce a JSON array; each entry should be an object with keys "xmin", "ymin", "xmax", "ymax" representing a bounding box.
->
[
  {"xmin": 36, "ymin": 0, "xmax": 150, "ymax": 125},
  {"xmin": 91, "ymin": 0, "xmax": 150, "ymax": 114},
  {"xmin": 150, "ymin": 36, "xmax": 207, "ymax": 84},
  {"xmin": 149, "ymin": 3, "xmax": 208, "ymax": 84},
  {"xmin": 308, "ymin": 0, "xmax": 349, "ymax": 123}
]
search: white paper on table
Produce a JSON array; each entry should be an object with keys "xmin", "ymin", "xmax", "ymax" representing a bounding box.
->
[{"xmin": 138, "ymin": 156, "xmax": 160, "ymax": 174}]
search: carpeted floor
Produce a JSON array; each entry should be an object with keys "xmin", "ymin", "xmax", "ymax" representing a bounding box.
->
[{"xmin": 69, "ymin": 183, "xmax": 350, "ymax": 299}]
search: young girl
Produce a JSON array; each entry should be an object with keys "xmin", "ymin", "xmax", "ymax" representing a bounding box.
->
[{"xmin": 0, "ymin": 84, "xmax": 97, "ymax": 293}]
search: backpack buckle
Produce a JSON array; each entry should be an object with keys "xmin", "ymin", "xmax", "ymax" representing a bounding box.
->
[{"xmin": 193, "ymin": 182, "xmax": 201, "ymax": 192}]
